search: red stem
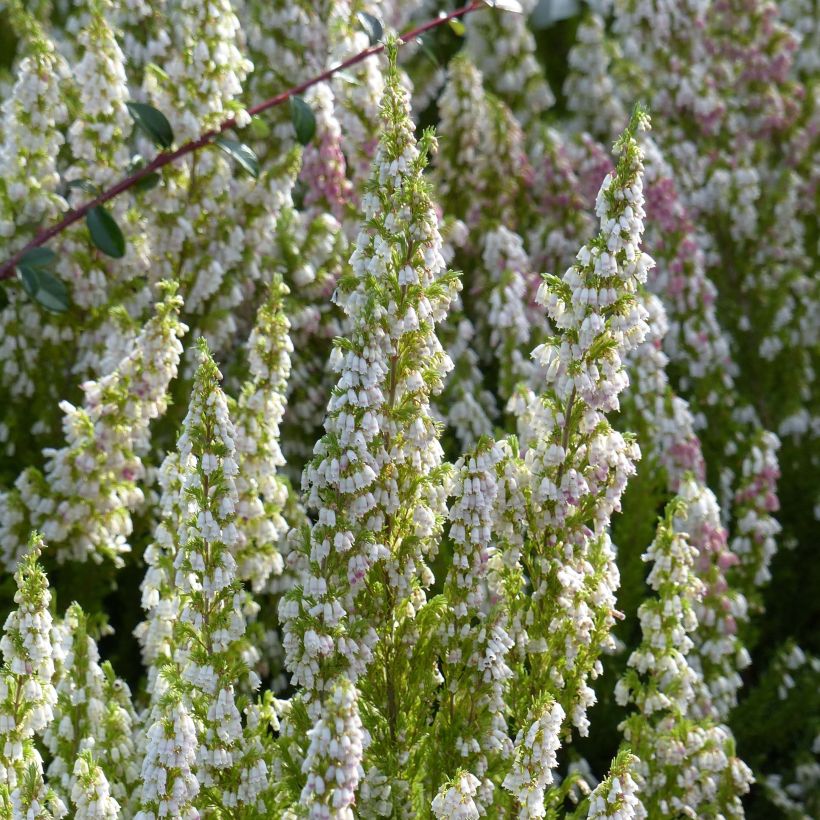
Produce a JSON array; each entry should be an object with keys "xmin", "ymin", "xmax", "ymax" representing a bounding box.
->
[{"xmin": 0, "ymin": 1, "xmax": 484, "ymax": 282}]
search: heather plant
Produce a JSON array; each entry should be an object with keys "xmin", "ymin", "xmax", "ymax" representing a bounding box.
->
[{"xmin": 0, "ymin": 2, "xmax": 816, "ymax": 819}]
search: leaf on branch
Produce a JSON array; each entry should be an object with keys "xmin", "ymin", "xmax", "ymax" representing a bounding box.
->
[
  {"xmin": 448, "ymin": 18, "xmax": 466, "ymax": 36},
  {"xmin": 215, "ymin": 137, "xmax": 260, "ymax": 179},
  {"xmin": 65, "ymin": 179, "xmax": 100, "ymax": 196},
  {"xmin": 357, "ymin": 11, "xmax": 384, "ymax": 45},
  {"xmin": 290, "ymin": 97, "xmax": 316, "ymax": 146},
  {"xmin": 87, "ymin": 206, "xmax": 126, "ymax": 259},
  {"xmin": 19, "ymin": 247, "xmax": 57, "ymax": 269},
  {"xmin": 126, "ymin": 101, "xmax": 174, "ymax": 149},
  {"xmin": 133, "ymin": 172, "xmax": 161, "ymax": 193},
  {"xmin": 16, "ymin": 260, "xmax": 69, "ymax": 313}
]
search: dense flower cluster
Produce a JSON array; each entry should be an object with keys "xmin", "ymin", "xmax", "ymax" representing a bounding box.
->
[{"xmin": 0, "ymin": 1, "xmax": 815, "ymax": 819}]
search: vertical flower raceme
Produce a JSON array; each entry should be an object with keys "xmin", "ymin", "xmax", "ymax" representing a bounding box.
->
[
  {"xmin": 69, "ymin": 751, "xmax": 120, "ymax": 820},
  {"xmin": 432, "ymin": 771, "xmax": 482, "ymax": 820},
  {"xmin": 465, "ymin": 0, "xmax": 554, "ymax": 130},
  {"xmin": 564, "ymin": 11, "xmax": 627, "ymax": 142},
  {"xmin": 585, "ymin": 750, "xmax": 646, "ymax": 820},
  {"xmin": 436, "ymin": 54, "xmax": 531, "ymax": 233},
  {"xmin": 0, "ymin": 284, "xmax": 186, "ymax": 570},
  {"xmin": 675, "ymin": 477, "xmax": 751, "ymax": 721},
  {"xmin": 298, "ymin": 677, "xmax": 365, "ymax": 820},
  {"xmin": 625, "ymin": 291, "xmax": 706, "ymax": 492},
  {"xmin": 587, "ymin": 749, "xmax": 647, "ymax": 820},
  {"xmin": 62, "ymin": 0, "xmax": 155, "ymax": 383},
  {"xmin": 624, "ymin": 290, "xmax": 751, "ymax": 721},
  {"xmin": 150, "ymin": 0, "xmax": 250, "ymax": 142},
  {"xmin": 66, "ymin": 0, "xmax": 133, "ymax": 190},
  {"xmin": 134, "ymin": 447, "xmax": 184, "ymax": 694},
  {"xmin": 434, "ymin": 54, "xmax": 489, "ymax": 228},
  {"xmin": 510, "ymin": 109, "xmax": 653, "ymax": 760},
  {"xmin": 0, "ymin": 534, "xmax": 66, "ymax": 819},
  {"xmin": 730, "ymin": 430, "xmax": 782, "ymax": 606},
  {"xmin": 436, "ymin": 312, "xmax": 498, "ymax": 451},
  {"xmin": 231, "ymin": 275, "xmax": 296, "ymax": 688},
  {"xmin": 134, "ymin": 694, "xmax": 200, "ymax": 820},
  {"xmin": 280, "ymin": 39, "xmax": 459, "ymax": 814},
  {"xmin": 44, "ymin": 603, "xmax": 139, "ymax": 812},
  {"xmin": 432, "ymin": 439, "xmax": 513, "ymax": 813},
  {"xmin": 483, "ymin": 226, "xmax": 542, "ymax": 401},
  {"xmin": 526, "ymin": 127, "xmax": 597, "ymax": 284},
  {"xmin": 616, "ymin": 499, "xmax": 753, "ymax": 818},
  {"xmin": 301, "ymin": 82, "xmax": 354, "ymax": 225},
  {"xmin": 0, "ymin": 1, "xmax": 69, "ymax": 247},
  {"xmin": 502, "ymin": 698, "xmax": 565, "ymax": 819},
  {"xmin": 274, "ymin": 207, "xmax": 347, "ymax": 477},
  {"xmin": 233, "ymin": 275, "xmax": 293, "ymax": 594},
  {"xmin": 136, "ymin": 340, "xmax": 268, "ymax": 815}
]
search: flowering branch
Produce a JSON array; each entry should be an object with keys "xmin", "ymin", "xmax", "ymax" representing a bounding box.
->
[{"xmin": 0, "ymin": 0, "xmax": 484, "ymax": 283}]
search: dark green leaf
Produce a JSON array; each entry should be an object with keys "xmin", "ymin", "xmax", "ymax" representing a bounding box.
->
[
  {"xmin": 19, "ymin": 247, "xmax": 57, "ymax": 268},
  {"xmin": 65, "ymin": 178, "xmax": 100, "ymax": 195},
  {"xmin": 133, "ymin": 172, "xmax": 161, "ymax": 192},
  {"xmin": 357, "ymin": 11, "xmax": 383, "ymax": 45},
  {"xmin": 86, "ymin": 206, "xmax": 126, "ymax": 259},
  {"xmin": 215, "ymin": 137, "xmax": 260, "ymax": 178},
  {"xmin": 290, "ymin": 97, "xmax": 316, "ymax": 146},
  {"xmin": 17, "ymin": 265, "xmax": 69, "ymax": 313},
  {"xmin": 126, "ymin": 102, "xmax": 174, "ymax": 149}
]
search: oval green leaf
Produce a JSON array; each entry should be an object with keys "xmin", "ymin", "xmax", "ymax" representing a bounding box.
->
[
  {"xmin": 87, "ymin": 206, "xmax": 126, "ymax": 259},
  {"xmin": 357, "ymin": 11, "xmax": 383, "ymax": 45},
  {"xmin": 133, "ymin": 172, "xmax": 161, "ymax": 193},
  {"xmin": 66, "ymin": 178, "xmax": 100, "ymax": 195},
  {"xmin": 448, "ymin": 18, "xmax": 466, "ymax": 36},
  {"xmin": 19, "ymin": 247, "xmax": 57, "ymax": 268},
  {"xmin": 290, "ymin": 97, "xmax": 316, "ymax": 146},
  {"xmin": 215, "ymin": 137, "xmax": 260, "ymax": 179},
  {"xmin": 17, "ymin": 265, "xmax": 69, "ymax": 313},
  {"xmin": 126, "ymin": 101, "xmax": 174, "ymax": 149}
]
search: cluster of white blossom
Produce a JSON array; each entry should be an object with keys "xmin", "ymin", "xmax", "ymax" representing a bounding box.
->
[
  {"xmin": 44, "ymin": 603, "xmax": 139, "ymax": 814},
  {"xmin": 512, "ymin": 107, "xmax": 652, "ymax": 747},
  {"xmin": 465, "ymin": 0, "xmax": 554, "ymax": 129},
  {"xmin": 432, "ymin": 771, "xmax": 482, "ymax": 820},
  {"xmin": 586, "ymin": 751, "xmax": 646, "ymax": 820},
  {"xmin": 0, "ymin": 286, "xmax": 185, "ymax": 570},
  {"xmin": 0, "ymin": 1, "xmax": 815, "ymax": 818},
  {"xmin": 616, "ymin": 499, "xmax": 753, "ymax": 818},
  {"xmin": 502, "ymin": 698, "xmax": 565, "ymax": 819},
  {"xmin": 0, "ymin": 536, "xmax": 67, "ymax": 818}
]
